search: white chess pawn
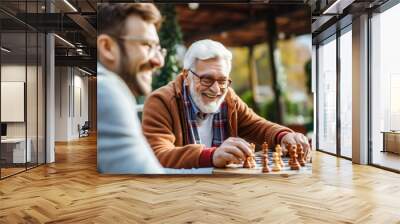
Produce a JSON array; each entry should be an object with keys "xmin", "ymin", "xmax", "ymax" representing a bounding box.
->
[
  {"xmin": 272, "ymin": 152, "xmax": 282, "ymax": 172},
  {"xmin": 275, "ymin": 145, "xmax": 285, "ymax": 167}
]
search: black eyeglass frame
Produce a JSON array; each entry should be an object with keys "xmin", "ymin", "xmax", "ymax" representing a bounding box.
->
[
  {"xmin": 189, "ymin": 69, "xmax": 232, "ymax": 89},
  {"xmin": 112, "ymin": 36, "xmax": 167, "ymax": 57}
]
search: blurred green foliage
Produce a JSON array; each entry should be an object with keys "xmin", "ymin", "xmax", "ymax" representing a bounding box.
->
[
  {"xmin": 240, "ymin": 90, "xmax": 279, "ymax": 122},
  {"xmin": 152, "ymin": 4, "xmax": 183, "ymax": 90},
  {"xmin": 304, "ymin": 59, "xmax": 313, "ymax": 132},
  {"xmin": 240, "ymin": 90, "xmax": 255, "ymax": 109},
  {"xmin": 305, "ymin": 59, "xmax": 312, "ymax": 93},
  {"xmin": 284, "ymin": 94, "xmax": 300, "ymax": 116}
]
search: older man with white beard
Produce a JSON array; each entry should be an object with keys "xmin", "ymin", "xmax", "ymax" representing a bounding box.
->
[{"xmin": 142, "ymin": 39, "xmax": 311, "ymax": 169}]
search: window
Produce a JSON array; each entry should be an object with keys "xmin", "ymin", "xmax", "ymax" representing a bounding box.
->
[
  {"xmin": 371, "ymin": 2, "xmax": 400, "ymax": 171},
  {"xmin": 317, "ymin": 36, "xmax": 337, "ymax": 154},
  {"xmin": 339, "ymin": 28, "xmax": 352, "ymax": 158}
]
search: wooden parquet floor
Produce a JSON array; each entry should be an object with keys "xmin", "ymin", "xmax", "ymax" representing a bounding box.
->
[{"xmin": 1, "ymin": 134, "xmax": 400, "ymax": 224}]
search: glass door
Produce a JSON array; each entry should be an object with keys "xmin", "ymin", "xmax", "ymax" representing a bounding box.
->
[
  {"xmin": 1, "ymin": 30, "xmax": 28, "ymax": 177},
  {"xmin": 0, "ymin": 0, "xmax": 47, "ymax": 179}
]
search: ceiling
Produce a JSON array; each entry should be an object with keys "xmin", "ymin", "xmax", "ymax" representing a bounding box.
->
[
  {"xmin": 0, "ymin": 0, "xmax": 97, "ymax": 73},
  {"xmin": 175, "ymin": 3, "xmax": 311, "ymax": 47},
  {"xmin": 0, "ymin": 0, "xmax": 384, "ymax": 67},
  {"xmin": 0, "ymin": 1, "xmax": 314, "ymax": 75}
]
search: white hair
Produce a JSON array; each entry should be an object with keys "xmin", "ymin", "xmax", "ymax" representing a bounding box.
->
[{"xmin": 183, "ymin": 39, "xmax": 232, "ymax": 75}]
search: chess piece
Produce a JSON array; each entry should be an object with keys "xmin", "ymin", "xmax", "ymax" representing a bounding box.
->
[
  {"xmin": 275, "ymin": 144, "xmax": 284, "ymax": 167},
  {"xmin": 250, "ymin": 143, "xmax": 256, "ymax": 156},
  {"xmin": 244, "ymin": 143, "xmax": 256, "ymax": 168},
  {"xmin": 262, "ymin": 142, "xmax": 268, "ymax": 154},
  {"xmin": 289, "ymin": 146, "xmax": 301, "ymax": 170},
  {"xmin": 249, "ymin": 143, "xmax": 257, "ymax": 168},
  {"xmin": 271, "ymin": 152, "xmax": 282, "ymax": 172},
  {"xmin": 262, "ymin": 155, "xmax": 270, "ymax": 173},
  {"xmin": 286, "ymin": 143, "xmax": 293, "ymax": 166},
  {"xmin": 262, "ymin": 145, "xmax": 270, "ymax": 173},
  {"xmin": 243, "ymin": 157, "xmax": 251, "ymax": 168},
  {"xmin": 296, "ymin": 143, "xmax": 306, "ymax": 166}
]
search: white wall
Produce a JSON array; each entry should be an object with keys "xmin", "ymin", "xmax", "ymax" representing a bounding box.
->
[
  {"xmin": 55, "ymin": 66, "xmax": 69, "ymax": 141},
  {"xmin": 54, "ymin": 67, "xmax": 89, "ymax": 141},
  {"xmin": 72, "ymin": 73, "xmax": 89, "ymax": 138},
  {"xmin": 1, "ymin": 65, "xmax": 35, "ymax": 138}
]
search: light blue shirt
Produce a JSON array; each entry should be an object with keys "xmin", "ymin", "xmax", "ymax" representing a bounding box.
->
[
  {"xmin": 97, "ymin": 63, "xmax": 165, "ymax": 174},
  {"xmin": 97, "ymin": 63, "xmax": 213, "ymax": 174}
]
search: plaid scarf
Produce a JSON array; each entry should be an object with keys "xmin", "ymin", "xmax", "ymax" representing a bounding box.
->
[{"xmin": 182, "ymin": 81, "xmax": 228, "ymax": 147}]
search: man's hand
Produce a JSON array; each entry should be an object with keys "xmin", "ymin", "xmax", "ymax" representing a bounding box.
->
[
  {"xmin": 212, "ymin": 137, "xmax": 253, "ymax": 168},
  {"xmin": 281, "ymin": 132, "xmax": 311, "ymax": 162}
]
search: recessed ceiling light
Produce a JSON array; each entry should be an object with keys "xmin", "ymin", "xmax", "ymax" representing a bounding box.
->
[
  {"xmin": 188, "ymin": 3, "xmax": 199, "ymax": 10},
  {"xmin": 54, "ymin": 34, "xmax": 75, "ymax": 48},
  {"xmin": 323, "ymin": 0, "xmax": 354, "ymax": 15},
  {"xmin": 1, "ymin": 47, "xmax": 11, "ymax": 53},
  {"xmin": 63, "ymin": 0, "xmax": 78, "ymax": 12},
  {"xmin": 78, "ymin": 67, "xmax": 92, "ymax": 76}
]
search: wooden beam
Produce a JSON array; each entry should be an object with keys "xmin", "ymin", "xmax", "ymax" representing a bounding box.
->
[
  {"xmin": 266, "ymin": 14, "xmax": 284, "ymax": 124},
  {"xmin": 185, "ymin": 17, "xmax": 257, "ymax": 43},
  {"xmin": 248, "ymin": 45, "xmax": 259, "ymax": 112}
]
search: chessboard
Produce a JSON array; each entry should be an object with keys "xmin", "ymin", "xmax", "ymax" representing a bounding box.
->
[{"xmin": 212, "ymin": 151, "xmax": 312, "ymax": 175}]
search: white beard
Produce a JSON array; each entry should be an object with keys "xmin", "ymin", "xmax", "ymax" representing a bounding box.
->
[{"xmin": 189, "ymin": 79, "xmax": 227, "ymax": 113}]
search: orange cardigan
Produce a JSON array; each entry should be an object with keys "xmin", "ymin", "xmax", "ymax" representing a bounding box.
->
[{"xmin": 142, "ymin": 74, "xmax": 293, "ymax": 169}]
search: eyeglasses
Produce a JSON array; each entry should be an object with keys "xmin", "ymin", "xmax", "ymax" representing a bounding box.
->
[
  {"xmin": 189, "ymin": 69, "xmax": 232, "ymax": 89},
  {"xmin": 114, "ymin": 36, "xmax": 167, "ymax": 58}
]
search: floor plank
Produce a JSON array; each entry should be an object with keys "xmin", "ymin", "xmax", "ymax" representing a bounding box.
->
[
  {"xmin": 373, "ymin": 151, "xmax": 400, "ymax": 171},
  {"xmin": 0, "ymin": 134, "xmax": 399, "ymax": 223}
]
